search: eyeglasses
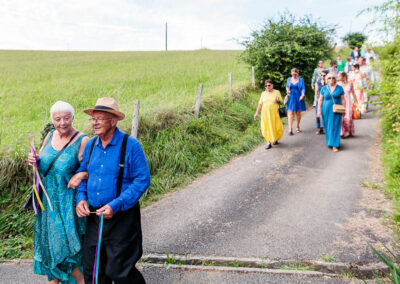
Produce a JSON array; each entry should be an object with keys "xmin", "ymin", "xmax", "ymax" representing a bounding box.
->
[
  {"xmin": 265, "ymin": 84, "xmax": 272, "ymax": 87},
  {"xmin": 89, "ymin": 118, "xmax": 113, "ymax": 123},
  {"xmin": 327, "ymin": 77, "xmax": 336, "ymax": 80}
]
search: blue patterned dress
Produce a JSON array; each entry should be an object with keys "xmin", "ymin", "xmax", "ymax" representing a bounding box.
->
[
  {"xmin": 33, "ymin": 131, "xmax": 86, "ymax": 283},
  {"xmin": 321, "ymin": 85, "xmax": 345, "ymax": 148}
]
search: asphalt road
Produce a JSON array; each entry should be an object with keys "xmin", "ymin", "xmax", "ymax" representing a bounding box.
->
[
  {"xmin": 1, "ymin": 102, "xmax": 394, "ymax": 283},
  {"xmin": 142, "ymin": 102, "xmax": 391, "ymax": 264}
]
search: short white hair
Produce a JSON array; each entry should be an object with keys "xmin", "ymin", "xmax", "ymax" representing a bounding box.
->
[{"xmin": 50, "ymin": 101, "xmax": 74, "ymax": 120}]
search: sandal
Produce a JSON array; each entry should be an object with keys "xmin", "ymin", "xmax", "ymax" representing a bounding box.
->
[
  {"xmin": 316, "ymin": 129, "xmax": 323, "ymax": 135},
  {"xmin": 332, "ymin": 147, "xmax": 339, "ymax": 152},
  {"xmin": 296, "ymin": 128, "xmax": 301, "ymax": 133},
  {"xmin": 288, "ymin": 131, "xmax": 293, "ymax": 136},
  {"xmin": 272, "ymin": 141, "xmax": 279, "ymax": 145},
  {"xmin": 265, "ymin": 143, "xmax": 272, "ymax": 149}
]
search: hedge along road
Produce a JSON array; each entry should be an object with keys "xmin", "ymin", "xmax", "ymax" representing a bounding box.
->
[
  {"xmin": 139, "ymin": 101, "xmax": 398, "ymax": 282},
  {"xmin": 0, "ymin": 102, "xmax": 396, "ymax": 283}
]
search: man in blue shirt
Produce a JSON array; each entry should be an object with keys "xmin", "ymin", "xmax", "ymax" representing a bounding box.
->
[{"xmin": 76, "ymin": 97, "xmax": 150, "ymax": 284}]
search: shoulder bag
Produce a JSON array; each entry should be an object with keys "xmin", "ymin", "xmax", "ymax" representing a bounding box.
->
[{"xmin": 329, "ymin": 87, "xmax": 346, "ymax": 114}]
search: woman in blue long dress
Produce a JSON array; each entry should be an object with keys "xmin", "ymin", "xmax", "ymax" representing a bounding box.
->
[
  {"xmin": 285, "ymin": 68, "xmax": 306, "ymax": 135},
  {"xmin": 28, "ymin": 101, "xmax": 89, "ymax": 284},
  {"xmin": 317, "ymin": 73, "xmax": 345, "ymax": 152}
]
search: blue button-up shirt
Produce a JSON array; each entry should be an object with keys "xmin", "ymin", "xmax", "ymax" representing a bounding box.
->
[{"xmin": 76, "ymin": 128, "xmax": 150, "ymax": 213}]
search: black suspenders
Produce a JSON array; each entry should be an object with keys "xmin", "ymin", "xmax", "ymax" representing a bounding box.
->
[
  {"xmin": 117, "ymin": 134, "xmax": 129, "ymax": 196},
  {"xmin": 88, "ymin": 133, "xmax": 129, "ymax": 198}
]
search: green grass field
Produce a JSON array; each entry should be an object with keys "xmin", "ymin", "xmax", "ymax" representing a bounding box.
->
[{"xmin": 0, "ymin": 49, "xmax": 250, "ymax": 148}]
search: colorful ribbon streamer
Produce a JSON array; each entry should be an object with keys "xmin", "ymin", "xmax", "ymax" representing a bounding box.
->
[
  {"xmin": 92, "ymin": 214, "xmax": 104, "ymax": 284},
  {"xmin": 29, "ymin": 135, "xmax": 53, "ymax": 213},
  {"xmin": 33, "ymin": 166, "xmax": 53, "ymax": 211},
  {"xmin": 29, "ymin": 136, "xmax": 44, "ymax": 212}
]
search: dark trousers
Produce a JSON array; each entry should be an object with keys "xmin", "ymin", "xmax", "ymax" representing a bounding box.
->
[
  {"xmin": 315, "ymin": 97, "xmax": 323, "ymax": 129},
  {"xmin": 83, "ymin": 204, "xmax": 145, "ymax": 284}
]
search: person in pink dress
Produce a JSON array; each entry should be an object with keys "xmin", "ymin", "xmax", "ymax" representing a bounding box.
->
[{"xmin": 338, "ymin": 72, "xmax": 358, "ymax": 137}]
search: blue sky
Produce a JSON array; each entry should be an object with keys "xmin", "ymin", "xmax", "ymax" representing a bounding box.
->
[{"xmin": 0, "ymin": 0, "xmax": 383, "ymax": 51}]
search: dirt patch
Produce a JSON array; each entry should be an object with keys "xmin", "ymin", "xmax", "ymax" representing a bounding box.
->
[{"xmin": 334, "ymin": 125, "xmax": 400, "ymax": 263}]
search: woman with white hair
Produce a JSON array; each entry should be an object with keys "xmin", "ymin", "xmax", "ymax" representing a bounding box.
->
[
  {"xmin": 317, "ymin": 73, "xmax": 345, "ymax": 152},
  {"xmin": 28, "ymin": 101, "xmax": 89, "ymax": 284}
]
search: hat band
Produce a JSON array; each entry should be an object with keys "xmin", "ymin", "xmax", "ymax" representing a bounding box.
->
[{"xmin": 93, "ymin": 105, "xmax": 116, "ymax": 111}]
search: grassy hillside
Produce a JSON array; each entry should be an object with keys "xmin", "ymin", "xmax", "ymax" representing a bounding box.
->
[
  {"xmin": 0, "ymin": 49, "xmax": 249, "ymax": 148},
  {"xmin": 0, "ymin": 50, "xmax": 267, "ymax": 259}
]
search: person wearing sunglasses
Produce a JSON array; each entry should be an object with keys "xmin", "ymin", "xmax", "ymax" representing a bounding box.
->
[
  {"xmin": 254, "ymin": 80, "xmax": 284, "ymax": 149},
  {"xmin": 285, "ymin": 68, "xmax": 306, "ymax": 135},
  {"xmin": 317, "ymin": 73, "xmax": 345, "ymax": 152},
  {"xmin": 314, "ymin": 70, "xmax": 328, "ymax": 135}
]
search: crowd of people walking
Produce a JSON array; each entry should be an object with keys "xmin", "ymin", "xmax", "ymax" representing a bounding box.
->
[{"xmin": 255, "ymin": 46, "xmax": 376, "ymax": 152}]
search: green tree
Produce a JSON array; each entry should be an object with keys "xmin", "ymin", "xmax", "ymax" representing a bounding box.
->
[
  {"xmin": 342, "ymin": 32, "xmax": 367, "ymax": 49},
  {"xmin": 240, "ymin": 12, "xmax": 335, "ymax": 99}
]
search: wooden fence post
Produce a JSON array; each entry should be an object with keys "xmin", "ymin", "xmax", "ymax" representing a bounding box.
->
[
  {"xmin": 252, "ymin": 66, "xmax": 255, "ymax": 88},
  {"xmin": 195, "ymin": 83, "xmax": 203, "ymax": 118},
  {"xmin": 228, "ymin": 72, "xmax": 232, "ymax": 96},
  {"xmin": 131, "ymin": 100, "xmax": 140, "ymax": 138}
]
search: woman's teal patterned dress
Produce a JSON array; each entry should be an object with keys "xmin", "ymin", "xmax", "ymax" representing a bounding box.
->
[{"xmin": 34, "ymin": 131, "xmax": 86, "ymax": 283}]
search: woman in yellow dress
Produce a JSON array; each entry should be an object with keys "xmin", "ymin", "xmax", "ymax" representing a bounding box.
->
[{"xmin": 254, "ymin": 80, "xmax": 284, "ymax": 149}]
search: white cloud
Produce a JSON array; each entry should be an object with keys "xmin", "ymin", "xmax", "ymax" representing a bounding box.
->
[{"xmin": 0, "ymin": 0, "xmax": 387, "ymax": 51}]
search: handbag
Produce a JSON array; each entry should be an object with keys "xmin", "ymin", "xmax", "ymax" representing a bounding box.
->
[
  {"xmin": 333, "ymin": 104, "xmax": 346, "ymax": 114},
  {"xmin": 352, "ymin": 104, "xmax": 361, "ymax": 119},
  {"xmin": 278, "ymin": 107, "xmax": 287, "ymax": 118},
  {"xmin": 24, "ymin": 131, "xmax": 79, "ymax": 211},
  {"xmin": 329, "ymin": 88, "xmax": 346, "ymax": 114},
  {"xmin": 278, "ymin": 94, "xmax": 287, "ymax": 118}
]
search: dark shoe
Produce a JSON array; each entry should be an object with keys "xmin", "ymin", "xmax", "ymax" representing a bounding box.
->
[
  {"xmin": 272, "ymin": 141, "xmax": 279, "ymax": 145},
  {"xmin": 288, "ymin": 130, "xmax": 293, "ymax": 136},
  {"xmin": 265, "ymin": 143, "xmax": 272, "ymax": 149},
  {"xmin": 316, "ymin": 129, "xmax": 323, "ymax": 135}
]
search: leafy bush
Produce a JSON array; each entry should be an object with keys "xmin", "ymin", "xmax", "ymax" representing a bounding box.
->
[
  {"xmin": 373, "ymin": 37, "xmax": 400, "ymax": 203},
  {"xmin": 240, "ymin": 11, "xmax": 335, "ymax": 101},
  {"xmin": 342, "ymin": 32, "xmax": 367, "ymax": 49}
]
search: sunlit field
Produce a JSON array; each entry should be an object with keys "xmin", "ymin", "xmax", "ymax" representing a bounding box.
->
[{"xmin": 0, "ymin": 49, "xmax": 250, "ymax": 148}]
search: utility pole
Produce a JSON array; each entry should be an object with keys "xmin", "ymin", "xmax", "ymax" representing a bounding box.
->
[{"xmin": 165, "ymin": 22, "xmax": 168, "ymax": 51}]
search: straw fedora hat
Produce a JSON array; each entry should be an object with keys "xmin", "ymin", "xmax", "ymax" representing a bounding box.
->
[{"xmin": 84, "ymin": 97, "xmax": 125, "ymax": 120}]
